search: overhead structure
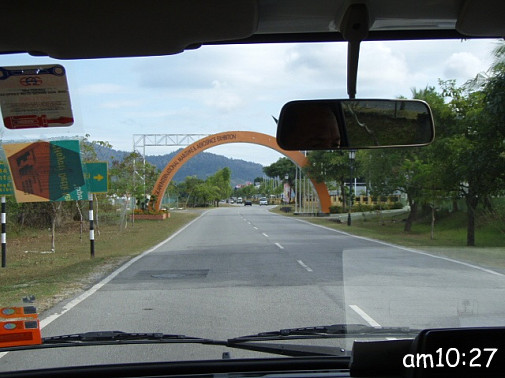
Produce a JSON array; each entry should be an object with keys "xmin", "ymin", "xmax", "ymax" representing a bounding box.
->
[
  {"xmin": 133, "ymin": 134, "xmax": 210, "ymax": 156},
  {"xmin": 133, "ymin": 134, "xmax": 210, "ymax": 199},
  {"xmin": 149, "ymin": 131, "xmax": 332, "ymax": 214}
]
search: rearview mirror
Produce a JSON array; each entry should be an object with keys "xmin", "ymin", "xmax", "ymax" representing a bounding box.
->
[{"xmin": 276, "ymin": 99, "xmax": 434, "ymax": 150}]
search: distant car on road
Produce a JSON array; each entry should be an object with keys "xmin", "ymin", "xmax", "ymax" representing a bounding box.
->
[
  {"xmin": 259, "ymin": 197, "xmax": 268, "ymax": 206},
  {"xmin": 244, "ymin": 200, "xmax": 252, "ymax": 206},
  {"xmin": 237, "ymin": 197, "xmax": 243, "ymax": 204}
]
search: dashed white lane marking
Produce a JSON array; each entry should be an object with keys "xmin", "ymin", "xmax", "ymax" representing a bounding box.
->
[
  {"xmin": 253, "ymin": 226, "xmax": 258, "ymax": 230},
  {"xmin": 297, "ymin": 260, "xmax": 313, "ymax": 272},
  {"xmin": 275, "ymin": 243, "xmax": 284, "ymax": 250},
  {"xmin": 262, "ymin": 233, "xmax": 269, "ymax": 238},
  {"xmin": 349, "ymin": 304, "xmax": 381, "ymax": 328}
]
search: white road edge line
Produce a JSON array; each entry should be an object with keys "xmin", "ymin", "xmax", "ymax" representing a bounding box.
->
[
  {"xmin": 349, "ymin": 305, "xmax": 381, "ymax": 328},
  {"xmin": 297, "ymin": 260, "xmax": 313, "ymax": 272},
  {"xmin": 0, "ymin": 211, "xmax": 208, "ymax": 361},
  {"xmin": 40, "ymin": 211, "xmax": 209, "ymax": 330},
  {"xmin": 294, "ymin": 218, "xmax": 504, "ymax": 277},
  {"xmin": 275, "ymin": 242, "xmax": 284, "ymax": 250}
]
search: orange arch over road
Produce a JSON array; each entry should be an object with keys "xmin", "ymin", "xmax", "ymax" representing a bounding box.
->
[{"xmin": 151, "ymin": 131, "xmax": 331, "ymax": 213}]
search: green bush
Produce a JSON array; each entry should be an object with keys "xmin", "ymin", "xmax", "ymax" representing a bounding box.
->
[
  {"xmin": 329, "ymin": 205, "xmax": 343, "ymax": 214},
  {"xmin": 389, "ymin": 202, "xmax": 404, "ymax": 209},
  {"xmin": 353, "ymin": 203, "xmax": 374, "ymax": 212}
]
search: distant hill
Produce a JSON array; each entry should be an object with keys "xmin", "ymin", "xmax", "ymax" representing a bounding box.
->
[{"xmin": 93, "ymin": 144, "xmax": 264, "ymax": 185}]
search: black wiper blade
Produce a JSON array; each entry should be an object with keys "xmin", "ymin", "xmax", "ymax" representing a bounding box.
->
[
  {"xmin": 224, "ymin": 341, "xmax": 348, "ymax": 357},
  {"xmin": 0, "ymin": 326, "xmax": 420, "ymax": 358},
  {"xmin": 0, "ymin": 331, "xmax": 224, "ymax": 352},
  {"xmin": 43, "ymin": 331, "xmax": 193, "ymax": 343},
  {"xmin": 229, "ymin": 324, "xmax": 421, "ymax": 342}
]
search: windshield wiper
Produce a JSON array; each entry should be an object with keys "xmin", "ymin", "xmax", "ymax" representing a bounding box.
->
[
  {"xmin": 43, "ymin": 331, "xmax": 210, "ymax": 343},
  {"xmin": 0, "ymin": 330, "xmax": 347, "ymax": 358},
  {"xmin": 222, "ymin": 324, "xmax": 420, "ymax": 357},
  {"xmin": 0, "ymin": 325, "xmax": 421, "ymax": 358},
  {"xmin": 228, "ymin": 324, "xmax": 421, "ymax": 342},
  {"xmin": 0, "ymin": 331, "xmax": 224, "ymax": 352}
]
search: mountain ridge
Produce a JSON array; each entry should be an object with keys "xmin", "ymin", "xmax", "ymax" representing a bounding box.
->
[{"xmin": 92, "ymin": 144, "xmax": 265, "ymax": 185}]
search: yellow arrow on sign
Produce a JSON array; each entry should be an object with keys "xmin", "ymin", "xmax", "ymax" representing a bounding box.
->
[{"xmin": 93, "ymin": 174, "xmax": 104, "ymax": 181}]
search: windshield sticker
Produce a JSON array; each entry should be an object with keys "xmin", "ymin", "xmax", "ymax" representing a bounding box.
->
[
  {"xmin": 0, "ymin": 65, "xmax": 74, "ymax": 129},
  {"xmin": 2, "ymin": 140, "xmax": 87, "ymax": 202}
]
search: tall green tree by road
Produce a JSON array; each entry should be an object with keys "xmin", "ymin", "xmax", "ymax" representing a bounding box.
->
[
  {"xmin": 304, "ymin": 150, "xmax": 351, "ymax": 209},
  {"xmin": 109, "ymin": 151, "xmax": 159, "ymax": 210},
  {"xmin": 177, "ymin": 176, "xmax": 204, "ymax": 207},
  {"xmin": 437, "ymin": 76, "xmax": 505, "ymax": 246},
  {"xmin": 263, "ymin": 157, "xmax": 296, "ymax": 202},
  {"xmin": 207, "ymin": 167, "xmax": 232, "ymax": 206}
]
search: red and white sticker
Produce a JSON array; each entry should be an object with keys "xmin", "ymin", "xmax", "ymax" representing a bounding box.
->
[{"xmin": 0, "ymin": 65, "xmax": 74, "ymax": 129}]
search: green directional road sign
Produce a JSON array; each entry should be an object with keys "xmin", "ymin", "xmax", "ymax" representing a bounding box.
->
[
  {"xmin": 84, "ymin": 162, "xmax": 108, "ymax": 193},
  {"xmin": 0, "ymin": 160, "xmax": 14, "ymax": 196}
]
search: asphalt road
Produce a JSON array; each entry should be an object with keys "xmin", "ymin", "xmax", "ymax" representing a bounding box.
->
[{"xmin": 1, "ymin": 206, "xmax": 504, "ymax": 371}]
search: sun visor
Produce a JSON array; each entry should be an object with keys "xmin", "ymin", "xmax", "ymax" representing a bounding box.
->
[
  {"xmin": 0, "ymin": 0, "xmax": 258, "ymax": 59},
  {"xmin": 456, "ymin": 0, "xmax": 505, "ymax": 36}
]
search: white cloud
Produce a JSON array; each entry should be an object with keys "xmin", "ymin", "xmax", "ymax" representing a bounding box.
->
[
  {"xmin": 443, "ymin": 52, "xmax": 486, "ymax": 81},
  {"xmin": 360, "ymin": 43, "xmax": 408, "ymax": 89},
  {"xmin": 101, "ymin": 100, "xmax": 142, "ymax": 109},
  {"xmin": 203, "ymin": 80, "xmax": 244, "ymax": 111},
  {"xmin": 79, "ymin": 83, "xmax": 127, "ymax": 95}
]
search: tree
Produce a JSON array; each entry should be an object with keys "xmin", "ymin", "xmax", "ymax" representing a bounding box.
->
[
  {"xmin": 235, "ymin": 184, "xmax": 257, "ymax": 199},
  {"xmin": 258, "ymin": 177, "xmax": 282, "ymax": 198},
  {"xmin": 109, "ymin": 152, "xmax": 159, "ymax": 227},
  {"xmin": 178, "ymin": 176, "xmax": 204, "ymax": 207},
  {"xmin": 360, "ymin": 149, "xmax": 401, "ymax": 217},
  {"xmin": 398, "ymin": 86, "xmax": 459, "ymax": 232},
  {"xmin": 304, "ymin": 150, "xmax": 351, "ymax": 209},
  {"xmin": 263, "ymin": 157, "xmax": 297, "ymax": 202},
  {"xmin": 192, "ymin": 183, "xmax": 219, "ymax": 207},
  {"xmin": 109, "ymin": 152, "xmax": 159, "ymax": 201},
  {"xmin": 437, "ymin": 78, "xmax": 505, "ymax": 246},
  {"xmin": 207, "ymin": 167, "xmax": 232, "ymax": 206},
  {"xmin": 81, "ymin": 135, "xmax": 113, "ymax": 163}
]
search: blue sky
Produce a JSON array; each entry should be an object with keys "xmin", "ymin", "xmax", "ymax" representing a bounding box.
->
[{"xmin": 0, "ymin": 38, "xmax": 499, "ymax": 166}]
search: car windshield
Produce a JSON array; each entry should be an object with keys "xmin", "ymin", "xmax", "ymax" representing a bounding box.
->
[{"xmin": 0, "ymin": 38, "xmax": 504, "ymax": 371}]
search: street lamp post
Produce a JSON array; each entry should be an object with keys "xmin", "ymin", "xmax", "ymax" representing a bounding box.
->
[
  {"xmin": 284, "ymin": 174, "xmax": 289, "ymax": 204},
  {"xmin": 347, "ymin": 150, "xmax": 355, "ymax": 226}
]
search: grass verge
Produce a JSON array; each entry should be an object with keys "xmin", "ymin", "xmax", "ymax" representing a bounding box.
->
[
  {"xmin": 0, "ymin": 210, "xmax": 200, "ymax": 311},
  {"xmin": 273, "ymin": 206, "xmax": 505, "ymax": 272}
]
